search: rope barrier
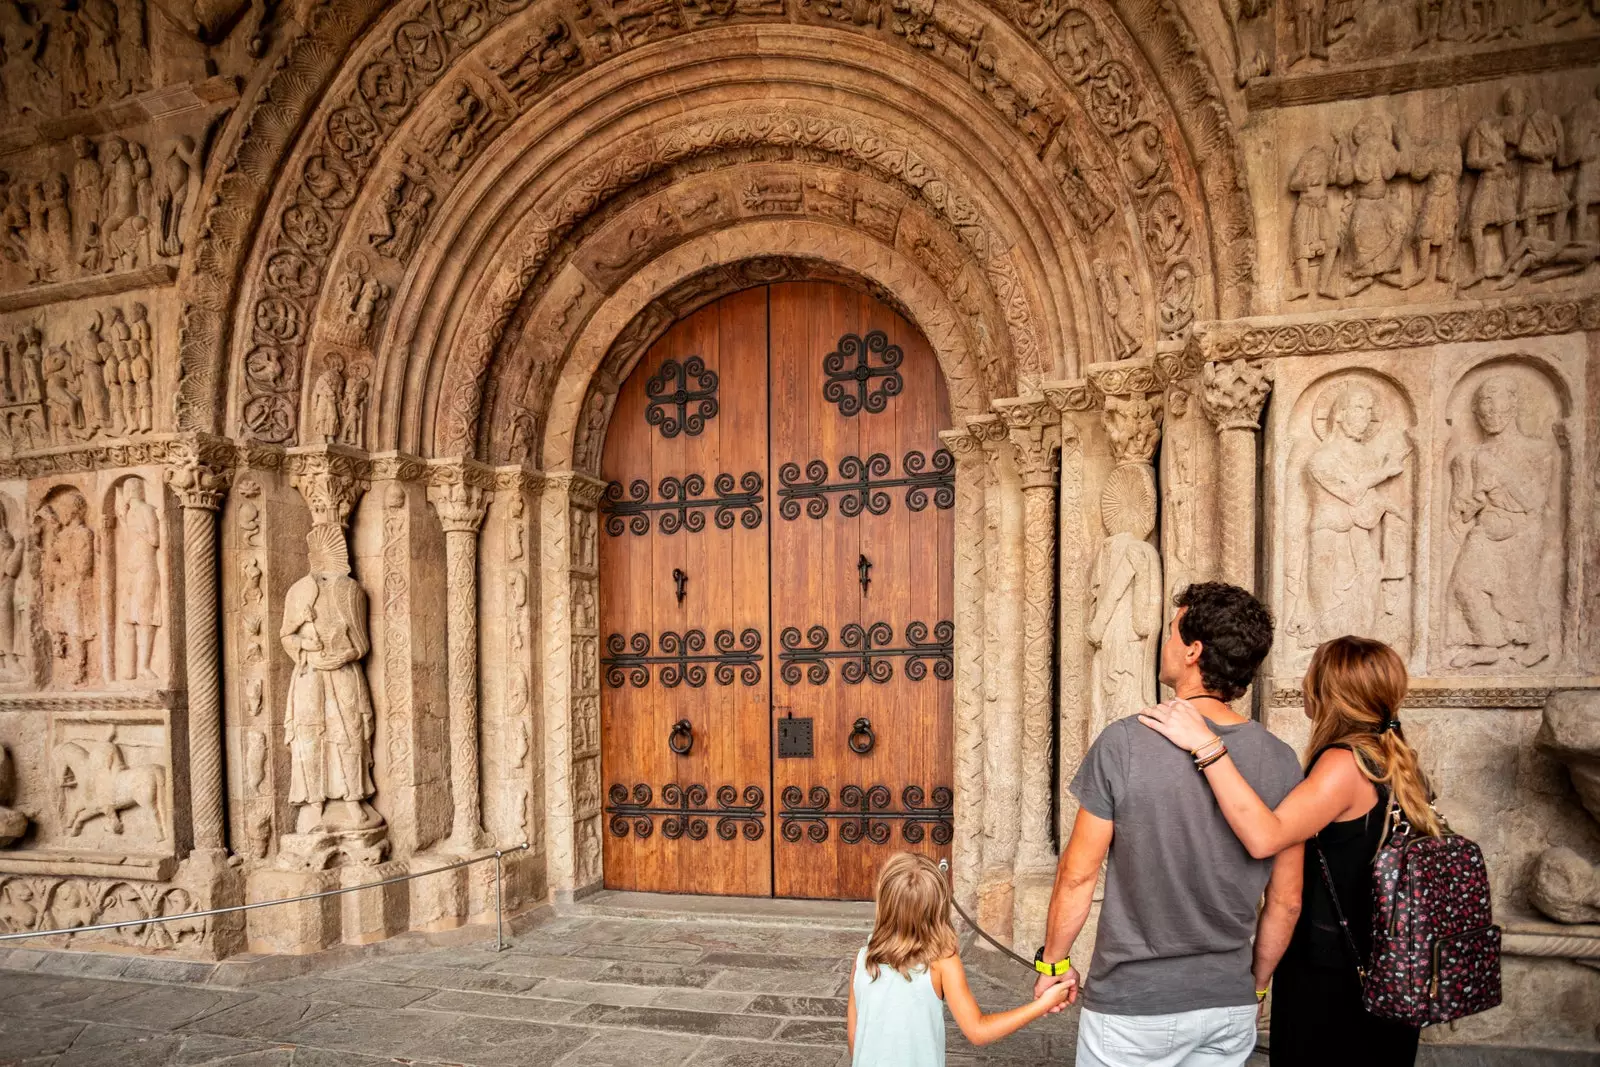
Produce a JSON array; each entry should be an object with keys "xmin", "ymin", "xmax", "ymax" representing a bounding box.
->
[{"xmin": 937, "ymin": 858, "xmax": 1040, "ymax": 973}]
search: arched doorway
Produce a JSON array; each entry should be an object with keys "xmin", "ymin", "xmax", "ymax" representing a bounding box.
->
[{"xmin": 598, "ymin": 281, "xmax": 955, "ymax": 900}]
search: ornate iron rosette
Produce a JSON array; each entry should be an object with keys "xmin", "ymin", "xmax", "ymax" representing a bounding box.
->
[
  {"xmin": 823, "ymin": 330, "xmax": 904, "ymax": 416},
  {"xmin": 645, "ymin": 356, "xmax": 719, "ymax": 438}
]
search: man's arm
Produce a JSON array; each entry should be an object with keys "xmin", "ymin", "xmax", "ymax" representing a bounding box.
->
[
  {"xmin": 1032, "ymin": 807, "xmax": 1113, "ymax": 1002},
  {"xmin": 1253, "ymin": 844, "xmax": 1304, "ymax": 995}
]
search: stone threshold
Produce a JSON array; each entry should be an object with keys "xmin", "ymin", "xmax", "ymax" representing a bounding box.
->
[
  {"xmin": 570, "ymin": 890, "xmax": 876, "ymax": 930},
  {"xmin": 0, "ymin": 901, "xmax": 557, "ymax": 989}
]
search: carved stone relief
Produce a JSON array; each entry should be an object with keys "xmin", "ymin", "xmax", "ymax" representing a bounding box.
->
[
  {"xmin": 1282, "ymin": 372, "xmax": 1416, "ymax": 666},
  {"xmin": 51, "ymin": 713, "xmax": 169, "ymax": 848},
  {"xmin": 1440, "ymin": 357, "xmax": 1570, "ymax": 672},
  {"xmin": 1087, "ymin": 462, "xmax": 1160, "ymax": 739},
  {"xmin": 35, "ymin": 486, "xmax": 95, "ymax": 686},
  {"xmin": 110, "ymin": 476, "xmax": 161, "ymax": 683},
  {"xmin": 0, "ymin": 742, "xmax": 27, "ymax": 844}
]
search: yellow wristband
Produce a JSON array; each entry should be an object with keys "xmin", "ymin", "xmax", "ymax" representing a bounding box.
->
[
  {"xmin": 1255, "ymin": 987, "xmax": 1269, "ymax": 1000},
  {"xmin": 1033, "ymin": 948, "xmax": 1071, "ymax": 976}
]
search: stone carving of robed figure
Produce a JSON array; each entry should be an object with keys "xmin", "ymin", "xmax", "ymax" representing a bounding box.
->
[{"xmin": 281, "ymin": 524, "xmax": 384, "ymax": 861}]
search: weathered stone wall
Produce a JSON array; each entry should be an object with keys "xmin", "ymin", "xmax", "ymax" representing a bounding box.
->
[{"xmin": 0, "ymin": 0, "xmax": 1589, "ymax": 1052}]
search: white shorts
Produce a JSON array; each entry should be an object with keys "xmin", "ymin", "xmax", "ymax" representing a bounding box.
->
[{"xmin": 1076, "ymin": 1004, "xmax": 1259, "ymax": 1067}]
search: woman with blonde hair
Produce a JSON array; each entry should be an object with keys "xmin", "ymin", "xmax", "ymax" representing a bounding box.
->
[
  {"xmin": 847, "ymin": 852, "xmax": 1069, "ymax": 1066},
  {"xmin": 1139, "ymin": 635, "xmax": 1434, "ymax": 1066}
]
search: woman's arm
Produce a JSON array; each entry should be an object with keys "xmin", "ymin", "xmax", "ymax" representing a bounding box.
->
[
  {"xmin": 1139, "ymin": 700, "xmax": 1363, "ymax": 858},
  {"xmin": 935, "ymin": 955, "xmax": 1071, "ymax": 1047}
]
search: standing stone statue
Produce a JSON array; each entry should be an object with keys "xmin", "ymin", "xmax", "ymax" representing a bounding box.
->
[
  {"xmin": 280, "ymin": 524, "xmax": 385, "ymax": 867},
  {"xmin": 69, "ymin": 135, "xmax": 101, "ymax": 272},
  {"xmin": 1516, "ymin": 97, "xmax": 1567, "ymax": 245},
  {"xmin": 128, "ymin": 303, "xmax": 152, "ymax": 432},
  {"xmin": 1335, "ymin": 115, "xmax": 1412, "ymax": 293},
  {"xmin": 1465, "ymin": 90, "xmax": 1524, "ymax": 279},
  {"xmin": 1446, "ymin": 375, "xmax": 1560, "ymax": 669},
  {"xmin": 156, "ymin": 136, "xmax": 200, "ymax": 257},
  {"xmin": 1086, "ymin": 463, "xmax": 1162, "ymax": 739},
  {"xmin": 40, "ymin": 492, "xmax": 95, "ymax": 685},
  {"xmin": 77, "ymin": 313, "xmax": 111, "ymax": 432},
  {"xmin": 1289, "ymin": 383, "xmax": 1412, "ymax": 654},
  {"xmin": 1564, "ymin": 85, "xmax": 1600, "ymax": 243},
  {"xmin": 308, "ymin": 355, "xmax": 343, "ymax": 443},
  {"xmin": 115, "ymin": 478, "xmax": 161, "ymax": 682},
  {"xmin": 1407, "ymin": 136, "xmax": 1461, "ymax": 285},
  {"xmin": 0, "ymin": 505, "xmax": 22, "ymax": 676},
  {"xmin": 1286, "ymin": 143, "xmax": 1340, "ymax": 299}
]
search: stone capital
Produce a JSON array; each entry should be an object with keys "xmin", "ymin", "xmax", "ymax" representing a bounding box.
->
[
  {"xmin": 369, "ymin": 451, "xmax": 428, "ymax": 484},
  {"xmin": 547, "ymin": 470, "xmax": 607, "ymax": 510},
  {"xmin": 994, "ymin": 399, "xmax": 1059, "ymax": 488},
  {"xmin": 1041, "ymin": 378, "xmax": 1095, "ymax": 414},
  {"xmin": 428, "ymin": 480, "xmax": 490, "ymax": 534},
  {"xmin": 1201, "ymin": 358, "xmax": 1273, "ymax": 432},
  {"xmin": 164, "ymin": 445, "xmax": 232, "ymax": 511},
  {"xmin": 937, "ymin": 429, "xmax": 984, "ymax": 467},
  {"xmin": 288, "ymin": 446, "xmax": 369, "ymax": 528}
]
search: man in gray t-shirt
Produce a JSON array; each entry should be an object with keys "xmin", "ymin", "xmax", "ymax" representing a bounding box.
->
[{"xmin": 1033, "ymin": 583, "xmax": 1305, "ymax": 1067}]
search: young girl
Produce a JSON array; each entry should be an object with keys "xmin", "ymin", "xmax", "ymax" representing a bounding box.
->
[
  {"xmin": 1139, "ymin": 635, "xmax": 1433, "ymax": 1066},
  {"xmin": 847, "ymin": 852, "xmax": 1072, "ymax": 1066}
]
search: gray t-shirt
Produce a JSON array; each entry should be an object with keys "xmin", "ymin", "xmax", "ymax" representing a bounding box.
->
[{"xmin": 1071, "ymin": 715, "xmax": 1303, "ymax": 1016}]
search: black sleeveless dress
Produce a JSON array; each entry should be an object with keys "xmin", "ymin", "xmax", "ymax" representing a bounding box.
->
[{"xmin": 1269, "ymin": 758, "xmax": 1421, "ymax": 1067}]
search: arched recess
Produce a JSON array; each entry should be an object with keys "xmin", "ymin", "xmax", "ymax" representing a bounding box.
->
[{"xmin": 185, "ymin": 0, "xmax": 1254, "ymax": 449}]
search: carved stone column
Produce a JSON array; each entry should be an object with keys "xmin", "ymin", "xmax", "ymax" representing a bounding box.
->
[
  {"xmin": 968, "ymin": 414, "xmax": 1024, "ymax": 940},
  {"xmin": 165, "ymin": 441, "xmax": 232, "ymax": 855},
  {"xmin": 429, "ymin": 467, "xmax": 491, "ymax": 853},
  {"xmin": 1201, "ymin": 359, "xmax": 1273, "ymax": 592},
  {"xmin": 995, "ymin": 399, "xmax": 1060, "ymax": 881},
  {"xmin": 938, "ymin": 428, "xmax": 987, "ymax": 914}
]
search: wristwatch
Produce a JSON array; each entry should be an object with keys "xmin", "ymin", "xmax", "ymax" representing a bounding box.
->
[{"xmin": 1034, "ymin": 947, "xmax": 1071, "ymax": 977}]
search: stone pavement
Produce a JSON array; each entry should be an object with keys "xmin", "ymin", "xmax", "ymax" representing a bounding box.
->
[{"xmin": 0, "ymin": 892, "xmax": 1558, "ymax": 1067}]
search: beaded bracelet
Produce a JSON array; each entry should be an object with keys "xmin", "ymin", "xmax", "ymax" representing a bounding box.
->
[{"xmin": 1195, "ymin": 744, "xmax": 1228, "ymax": 770}]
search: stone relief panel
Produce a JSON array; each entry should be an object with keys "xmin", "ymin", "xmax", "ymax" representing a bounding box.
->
[
  {"xmin": 49, "ymin": 711, "xmax": 169, "ymax": 850},
  {"xmin": 0, "ymin": 489, "xmax": 26, "ymax": 682},
  {"xmin": 1086, "ymin": 462, "xmax": 1161, "ymax": 739},
  {"xmin": 1437, "ymin": 352, "xmax": 1575, "ymax": 674},
  {"xmin": 1257, "ymin": 71, "xmax": 1600, "ymax": 313},
  {"xmin": 33, "ymin": 484, "xmax": 96, "ymax": 686},
  {"xmin": 1158, "ymin": 385, "xmax": 1216, "ymax": 615},
  {"xmin": 1280, "ymin": 370, "xmax": 1418, "ymax": 671},
  {"xmin": 107, "ymin": 475, "xmax": 163, "ymax": 684},
  {"xmin": 0, "ymin": 875, "xmax": 202, "ymax": 948}
]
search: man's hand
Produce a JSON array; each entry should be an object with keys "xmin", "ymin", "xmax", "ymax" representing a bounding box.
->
[
  {"xmin": 1033, "ymin": 967, "xmax": 1080, "ymax": 1011},
  {"xmin": 1138, "ymin": 699, "xmax": 1217, "ymax": 753}
]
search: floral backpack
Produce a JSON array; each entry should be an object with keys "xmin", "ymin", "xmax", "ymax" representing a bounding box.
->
[{"xmin": 1316, "ymin": 796, "xmax": 1502, "ymax": 1026}]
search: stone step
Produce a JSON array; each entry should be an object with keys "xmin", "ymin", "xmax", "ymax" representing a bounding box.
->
[{"xmin": 570, "ymin": 890, "xmax": 877, "ymax": 931}]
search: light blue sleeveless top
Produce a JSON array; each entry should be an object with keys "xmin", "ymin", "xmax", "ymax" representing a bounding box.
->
[{"xmin": 850, "ymin": 946, "xmax": 946, "ymax": 1067}]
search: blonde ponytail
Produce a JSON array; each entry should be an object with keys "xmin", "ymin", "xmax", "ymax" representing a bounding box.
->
[{"xmin": 1303, "ymin": 637, "xmax": 1443, "ymax": 838}]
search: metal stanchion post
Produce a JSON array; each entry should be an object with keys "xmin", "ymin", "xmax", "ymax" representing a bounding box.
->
[{"xmin": 494, "ymin": 849, "xmax": 505, "ymax": 952}]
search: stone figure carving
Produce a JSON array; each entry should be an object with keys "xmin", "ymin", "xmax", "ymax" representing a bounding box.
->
[
  {"xmin": 39, "ymin": 490, "xmax": 95, "ymax": 684},
  {"xmin": 1516, "ymin": 94, "xmax": 1568, "ymax": 246},
  {"xmin": 114, "ymin": 479, "xmax": 161, "ymax": 682},
  {"xmin": 1566, "ymin": 86, "xmax": 1600, "ymax": 244},
  {"xmin": 156, "ymin": 136, "xmax": 201, "ymax": 257},
  {"xmin": 308, "ymin": 354, "xmax": 343, "ymax": 443},
  {"xmin": 1446, "ymin": 374, "xmax": 1562, "ymax": 669},
  {"xmin": 1408, "ymin": 136, "xmax": 1462, "ymax": 286},
  {"xmin": 1334, "ymin": 115, "xmax": 1411, "ymax": 294},
  {"xmin": 98, "ymin": 137, "xmax": 149, "ymax": 273},
  {"xmin": 1091, "ymin": 257, "xmax": 1143, "ymax": 359},
  {"xmin": 1465, "ymin": 90, "xmax": 1524, "ymax": 280},
  {"xmin": 54, "ymin": 731, "xmax": 166, "ymax": 841},
  {"xmin": 77, "ymin": 313, "xmax": 111, "ymax": 432},
  {"xmin": 69, "ymin": 135, "xmax": 102, "ymax": 271},
  {"xmin": 0, "ymin": 504, "xmax": 21, "ymax": 676},
  {"xmin": 338, "ymin": 362, "xmax": 368, "ymax": 448},
  {"xmin": 128, "ymin": 303, "xmax": 152, "ymax": 432},
  {"xmin": 1087, "ymin": 463, "xmax": 1161, "ymax": 739},
  {"xmin": 331, "ymin": 252, "xmax": 390, "ymax": 342},
  {"xmin": 1287, "ymin": 381, "xmax": 1413, "ymax": 657},
  {"xmin": 369, "ymin": 171, "xmax": 433, "ymax": 261},
  {"xmin": 0, "ymin": 745, "xmax": 26, "ymax": 846},
  {"xmin": 1529, "ymin": 691, "xmax": 1600, "ymax": 924},
  {"xmin": 41, "ymin": 342, "xmax": 78, "ymax": 443},
  {"xmin": 280, "ymin": 524, "xmax": 385, "ymax": 868}
]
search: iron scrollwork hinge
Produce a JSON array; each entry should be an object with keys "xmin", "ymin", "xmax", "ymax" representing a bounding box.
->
[
  {"xmin": 645, "ymin": 356, "xmax": 718, "ymax": 438},
  {"xmin": 778, "ymin": 621, "xmax": 953, "ymax": 685},
  {"xmin": 603, "ymin": 472, "xmax": 764, "ymax": 536},
  {"xmin": 603, "ymin": 629, "xmax": 764, "ymax": 688},
  {"xmin": 778, "ymin": 785, "xmax": 953, "ymax": 845},
  {"xmin": 777, "ymin": 450, "xmax": 953, "ymax": 520},
  {"xmin": 606, "ymin": 783, "xmax": 766, "ymax": 841},
  {"xmin": 823, "ymin": 330, "xmax": 904, "ymax": 416}
]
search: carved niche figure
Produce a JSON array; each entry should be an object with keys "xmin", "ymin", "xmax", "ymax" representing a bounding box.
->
[
  {"xmin": 280, "ymin": 524, "xmax": 385, "ymax": 866},
  {"xmin": 114, "ymin": 479, "xmax": 160, "ymax": 682},
  {"xmin": 128, "ymin": 303, "xmax": 152, "ymax": 432},
  {"xmin": 98, "ymin": 136, "xmax": 149, "ymax": 272},
  {"xmin": 1091, "ymin": 257, "xmax": 1143, "ymax": 360},
  {"xmin": 156, "ymin": 136, "xmax": 201, "ymax": 257},
  {"xmin": 1333, "ymin": 115, "xmax": 1412, "ymax": 294},
  {"xmin": 1465, "ymin": 89, "xmax": 1525, "ymax": 280},
  {"xmin": 69, "ymin": 135, "xmax": 101, "ymax": 271},
  {"xmin": 17, "ymin": 324, "xmax": 40, "ymax": 402},
  {"xmin": 308, "ymin": 354, "xmax": 344, "ymax": 443},
  {"xmin": 369, "ymin": 171, "xmax": 433, "ymax": 261},
  {"xmin": 1516, "ymin": 95, "xmax": 1567, "ymax": 245},
  {"xmin": 1408, "ymin": 136, "xmax": 1462, "ymax": 285},
  {"xmin": 0, "ymin": 503, "xmax": 21, "ymax": 676},
  {"xmin": 54, "ymin": 730, "xmax": 166, "ymax": 841},
  {"xmin": 1286, "ymin": 381, "xmax": 1413, "ymax": 659},
  {"xmin": 1087, "ymin": 463, "xmax": 1162, "ymax": 739},
  {"xmin": 38, "ymin": 489, "xmax": 95, "ymax": 685},
  {"xmin": 338, "ymin": 362, "xmax": 368, "ymax": 448},
  {"xmin": 41, "ymin": 342, "xmax": 79, "ymax": 443},
  {"xmin": 1445, "ymin": 373, "xmax": 1563, "ymax": 670}
]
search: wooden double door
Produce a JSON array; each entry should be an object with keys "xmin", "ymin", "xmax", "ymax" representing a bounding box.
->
[{"xmin": 599, "ymin": 282, "xmax": 954, "ymax": 900}]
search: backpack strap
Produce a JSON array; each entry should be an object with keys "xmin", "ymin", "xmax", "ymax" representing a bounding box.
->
[{"xmin": 1312, "ymin": 838, "xmax": 1368, "ymax": 985}]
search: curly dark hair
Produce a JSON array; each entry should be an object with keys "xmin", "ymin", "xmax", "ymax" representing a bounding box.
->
[{"xmin": 1173, "ymin": 582, "xmax": 1274, "ymax": 702}]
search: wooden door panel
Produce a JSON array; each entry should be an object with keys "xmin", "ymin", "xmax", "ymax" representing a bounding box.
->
[
  {"xmin": 599, "ymin": 288, "xmax": 772, "ymax": 896},
  {"xmin": 768, "ymin": 282, "xmax": 955, "ymax": 900}
]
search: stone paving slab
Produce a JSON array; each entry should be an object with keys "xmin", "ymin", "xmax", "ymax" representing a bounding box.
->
[{"xmin": 0, "ymin": 900, "xmax": 1586, "ymax": 1066}]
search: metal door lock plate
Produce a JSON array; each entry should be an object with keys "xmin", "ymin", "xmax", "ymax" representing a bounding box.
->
[{"xmin": 777, "ymin": 717, "xmax": 814, "ymax": 759}]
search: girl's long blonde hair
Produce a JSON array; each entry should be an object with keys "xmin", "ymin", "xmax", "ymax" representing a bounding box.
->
[
  {"xmin": 865, "ymin": 853, "xmax": 959, "ymax": 980},
  {"xmin": 1304, "ymin": 636, "xmax": 1442, "ymax": 837}
]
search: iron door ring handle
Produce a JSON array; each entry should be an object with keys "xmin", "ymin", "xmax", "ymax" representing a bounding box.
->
[
  {"xmin": 848, "ymin": 717, "xmax": 875, "ymax": 755},
  {"xmin": 669, "ymin": 719, "xmax": 694, "ymax": 756}
]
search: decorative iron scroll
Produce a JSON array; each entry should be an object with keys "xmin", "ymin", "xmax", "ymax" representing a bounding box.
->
[
  {"xmin": 606, "ymin": 783, "xmax": 766, "ymax": 841},
  {"xmin": 603, "ymin": 472, "xmax": 765, "ymax": 536},
  {"xmin": 778, "ymin": 621, "xmax": 954, "ymax": 685},
  {"xmin": 823, "ymin": 330, "xmax": 904, "ymax": 416},
  {"xmin": 777, "ymin": 450, "xmax": 954, "ymax": 520},
  {"xmin": 645, "ymin": 356, "xmax": 719, "ymax": 438},
  {"xmin": 603, "ymin": 629, "xmax": 763, "ymax": 688},
  {"xmin": 778, "ymin": 785, "xmax": 953, "ymax": 845}
]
